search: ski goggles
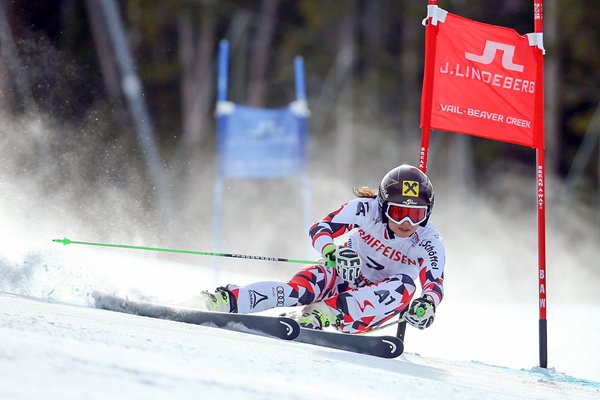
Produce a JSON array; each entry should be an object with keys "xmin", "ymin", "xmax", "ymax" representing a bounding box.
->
[{"xmin": 385, "ymin": 203, "xmax": 428, "ymax": 226}]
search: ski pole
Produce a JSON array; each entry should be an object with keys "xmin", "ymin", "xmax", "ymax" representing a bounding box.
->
[
  {"xmin": 359, "ymin": 307, "xmax": 427, "ymax": 335},
  {"xmin": 52, "ymin": 237, "xmax": 326, "ymax": 266},
  {"xmin": 358, "ymin": 315, "xmax": 406, "ymax": 335}
]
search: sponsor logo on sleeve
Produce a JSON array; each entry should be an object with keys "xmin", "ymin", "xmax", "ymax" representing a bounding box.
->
[
  {"xmin": 419, "ymin": 240, "xmax": 439, "ymax": 269},
  {"xmin": 356, "ymin": 201, "xmax": 370, "ymax": 216}
]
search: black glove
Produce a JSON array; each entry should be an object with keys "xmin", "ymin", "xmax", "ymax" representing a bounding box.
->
[{"xmin": 405, "ymin": 295, "xmax": 436, "ymax": 330}]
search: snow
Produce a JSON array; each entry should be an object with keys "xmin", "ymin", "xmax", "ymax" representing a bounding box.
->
[
  {"xmin": 2, "ymin": 100, "xmax": 600, "ymax": 398},
  {"xmin": 1, "ymin": 245, "xmax": 599, "ymax": 400}
]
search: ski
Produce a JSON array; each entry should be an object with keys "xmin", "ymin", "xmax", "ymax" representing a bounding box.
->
[
  {"xmin": 295, "ymin": 328, "xmax": 404, "ymax": 359},
  {"xmin": 92, "ymin": 292, "xmax": 402, "ymax": 358},
  {"xmin": 92, "ymin": 292, "xmax": 300, "ymax": 340}
]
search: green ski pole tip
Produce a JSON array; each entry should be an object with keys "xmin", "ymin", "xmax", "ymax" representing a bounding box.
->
[{"xmin": 52, "ymin": 238, "xmax": 71, "ymax": 245}]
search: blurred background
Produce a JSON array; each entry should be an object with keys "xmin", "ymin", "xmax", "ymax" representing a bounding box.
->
[{"xmin": 0, "ymin": 0, "xmax": 598, "ymax": 306}]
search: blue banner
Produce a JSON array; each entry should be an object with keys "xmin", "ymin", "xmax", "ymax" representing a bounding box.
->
[{"xmin": 217, "ymin": 105, "xmax": 307, "ymax": 178}]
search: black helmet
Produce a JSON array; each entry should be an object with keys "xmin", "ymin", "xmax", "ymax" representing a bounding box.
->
[{"xmin": 377, "ymin": 165, "xmax": 435, "ymax": 227}]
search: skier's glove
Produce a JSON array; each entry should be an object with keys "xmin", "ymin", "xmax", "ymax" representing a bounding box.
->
[
  {"xmin": 321, "ymin": 243, "xmax": 337, "ymax": 268},
  {"xmin": 334, "ymin": 246, "xmax": 362, "ymax": 283},
  {"xmin": 405, "ymin": 295, "xmax": 436, "ymax": 330}
]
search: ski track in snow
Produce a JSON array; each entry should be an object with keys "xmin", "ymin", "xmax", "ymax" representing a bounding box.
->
[
  {"xmin": 0, "ymin": 293, "xmax": 599, "ymax": 400},
  {"xmin": 0, "ymin": 246, "xmax": 599, "ymax": 400}
]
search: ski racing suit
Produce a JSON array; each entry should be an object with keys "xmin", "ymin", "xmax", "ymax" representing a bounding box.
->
[{"xmin": 227, "ymin": 197, "xmax": 445, "ymax": 333}]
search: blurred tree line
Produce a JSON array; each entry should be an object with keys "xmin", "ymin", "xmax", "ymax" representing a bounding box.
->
[{"xmin": 0, "ymin": 0, "xmax": 598, "ymax": 206}]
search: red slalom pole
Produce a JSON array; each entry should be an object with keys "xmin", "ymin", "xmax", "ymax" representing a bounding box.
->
[
  {"xmin": 418, "ymin": 0, "xmax": 439, "ymax": 174},
  {"xmin": 533, "ymin": 0, "xmax": 548, "ymax": 369}
]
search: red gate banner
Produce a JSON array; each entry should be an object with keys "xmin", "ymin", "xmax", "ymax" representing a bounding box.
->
[{"xmin": 422, "ymin": 12, "xmax": 543, "ymax": 148}]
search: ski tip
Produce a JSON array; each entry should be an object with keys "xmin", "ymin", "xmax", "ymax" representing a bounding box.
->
[
  {"xmin": 52, "ymin": 237, "xmax": 71, "ymax": 245},
  {"xmin": 382, "ymin": 337, "xmax": 404, "ymax": 358},
  {"xmin": 279, "ymin": 317, "xmax": 301, "ymax": 340}
]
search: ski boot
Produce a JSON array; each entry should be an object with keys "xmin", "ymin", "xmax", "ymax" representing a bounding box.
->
[
  {"xmin": 198, "ymin": 286, "xmax": 237, "ymax": 313},
  {"xmin": 297, "ymin": 301, "xmax": 340, "ymax": 330}
]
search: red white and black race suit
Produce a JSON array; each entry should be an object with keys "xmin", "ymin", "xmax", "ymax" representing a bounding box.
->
[{"xmin": 228, "ymin": 197, "xmax": 445, "ymax": 334}]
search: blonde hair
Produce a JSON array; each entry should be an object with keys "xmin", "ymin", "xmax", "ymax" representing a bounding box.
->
[{"xmin": 353, "ymin": 186, "xmax": 378, "ymax": 198}]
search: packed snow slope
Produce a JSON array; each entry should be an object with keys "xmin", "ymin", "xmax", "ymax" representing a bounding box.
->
[
  {"xmin": 1, "ymin": 292, "xmax": 598, "ymax": 400},
  {"xmin": 0, "ymin": 246, "xmax": 599, "ymax": 400}
]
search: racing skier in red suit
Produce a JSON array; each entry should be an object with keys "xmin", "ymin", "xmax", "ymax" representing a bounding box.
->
[{"xmin": 201, "ymin": 165, "xmax": 445, "ymax": 333}]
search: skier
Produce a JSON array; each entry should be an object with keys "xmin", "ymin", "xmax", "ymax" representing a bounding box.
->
[{"xmin": 200, "ymin": 164, "xmax": 445, "ymax": 334}]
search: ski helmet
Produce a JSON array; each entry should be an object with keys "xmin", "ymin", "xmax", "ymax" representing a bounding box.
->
[{"xmin": 377, "ymin": 165, "xmax": 435, "ymax": 227}]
